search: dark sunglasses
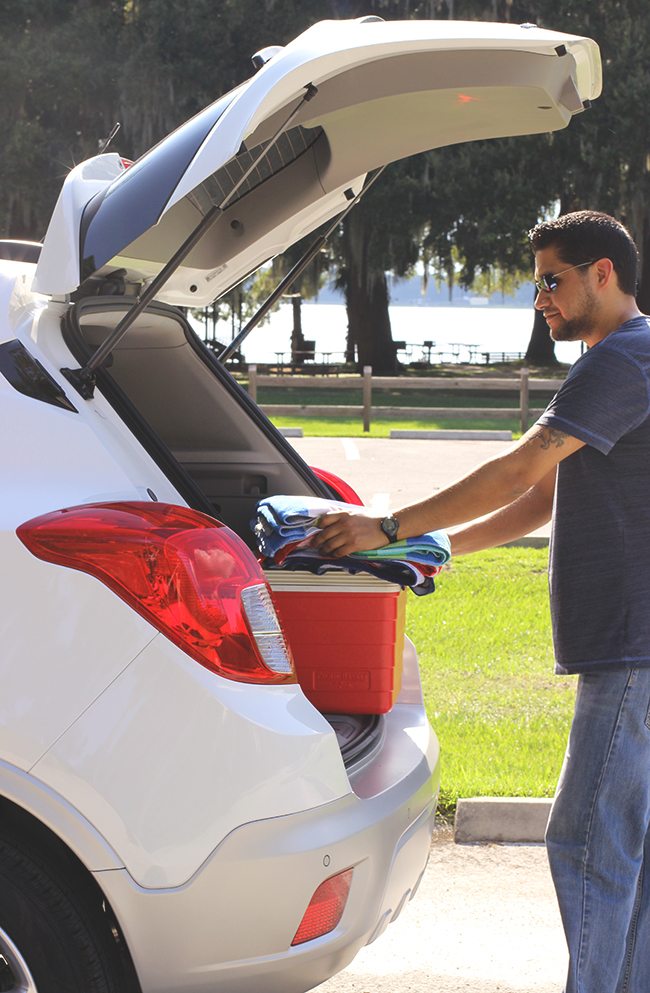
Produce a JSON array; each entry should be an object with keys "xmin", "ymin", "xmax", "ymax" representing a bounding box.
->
[{"xmin": 534, "ymin": 260, "xmax": 595, "ymax": 293}]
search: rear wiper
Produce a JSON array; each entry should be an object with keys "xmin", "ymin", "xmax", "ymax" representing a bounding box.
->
[
  {"xmin": 218, "ymin": 165, "xmax": 385, "ymax": 363},
  {"xmin": 62, "ymin": 84, "xmax": 320, "ymax": 400}
]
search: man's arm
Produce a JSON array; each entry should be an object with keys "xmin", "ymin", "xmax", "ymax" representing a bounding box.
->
[
  {"xmin": 450, "ymin": 465, "xmax": 556, "ymax": 556},
  {"xmin": 312, "ymin": 424, "xmax": 582, "ymax": 556}
]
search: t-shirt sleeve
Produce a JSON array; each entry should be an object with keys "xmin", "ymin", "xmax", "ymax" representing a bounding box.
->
[{"xmin": 538, "ymin": 345, "xmax": 650, "ymax": 454}]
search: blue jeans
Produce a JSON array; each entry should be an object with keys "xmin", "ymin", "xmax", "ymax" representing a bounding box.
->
[{"xmin": 546, "ymin": 667, "xmax": 650, "ymax": 993}]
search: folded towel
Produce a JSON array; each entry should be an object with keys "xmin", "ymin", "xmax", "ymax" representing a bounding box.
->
[
  {"xmin": 252, "ymin": 496, "xmax": 451, "ymax": 597},
  {"xmin": 355, "ymin": 530, "xmax": 451, "ymax": 567},
  {"xmin": 252, "ymin": 496, "xmax": 352, "ymax": 558}
]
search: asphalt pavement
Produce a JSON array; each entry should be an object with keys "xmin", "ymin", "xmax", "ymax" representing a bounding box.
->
[{"xmin": 289, "ymin": 436, "xmax": 550, "ymax": 542}]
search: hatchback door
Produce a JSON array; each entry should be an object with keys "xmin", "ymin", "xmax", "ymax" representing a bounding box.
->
[{"xmin": 34, "ymin": 18, "xmax": 600, "ymax": 307}]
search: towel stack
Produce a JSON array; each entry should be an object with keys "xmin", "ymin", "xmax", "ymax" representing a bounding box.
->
[{"xmin": 251, "ymin": 496, "xmax": 450, "ymax": 596}]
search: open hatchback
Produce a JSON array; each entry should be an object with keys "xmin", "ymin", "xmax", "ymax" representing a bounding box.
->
[{"xmin": 0, "ymin": 17, "xmax": 600, "ymax": 993}]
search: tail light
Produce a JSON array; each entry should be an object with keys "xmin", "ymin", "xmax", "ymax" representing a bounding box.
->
[
  {"xmin": 17, "ymin": 502, "xmax": 295, "ymax": 685},
  {"xmin": 291, "ymin": 868, "xmax": 354, "ymax": 945},
  {"xmin": 310, "ymin": 467, "xmax": 363, "ymax": 505}
]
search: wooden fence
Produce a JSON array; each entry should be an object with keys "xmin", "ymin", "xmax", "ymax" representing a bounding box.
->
[{"xmin": 247, "ymin": 366, "xmax": 563, "ymax": 433}]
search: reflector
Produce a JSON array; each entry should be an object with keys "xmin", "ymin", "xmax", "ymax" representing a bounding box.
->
[{"xmin": 291, "ymin": 868, "xmax": 353, "ymax": 945}]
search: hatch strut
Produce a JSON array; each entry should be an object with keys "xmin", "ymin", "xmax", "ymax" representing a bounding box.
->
[
  {"xmin": 219, "ymin": 164, "xmax": 386, "ymax": 363},
  {"xmin": 62, "ymin": 83, "xmax": 319, "ymax": 400}
]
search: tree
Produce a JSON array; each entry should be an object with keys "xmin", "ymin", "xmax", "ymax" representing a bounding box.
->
[
  {"xmin": 424, "ymin": 0, "xmax": 650, "ymax": 361},
  {"xmin": 0, "ymin": 1, "xmax": 126, "ymax": 236},
  {"xmin": 3, "ymin": 0, "xmax": 650, "ymax": 371}
]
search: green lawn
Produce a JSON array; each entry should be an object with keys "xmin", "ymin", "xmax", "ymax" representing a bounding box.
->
[
  {"xmin": 406, "ymin": 547, "xmax": 574, "ymax": 815},
  {"xmin": 272, "ymin": 414, "xmax": 523, "ymax": 437}
]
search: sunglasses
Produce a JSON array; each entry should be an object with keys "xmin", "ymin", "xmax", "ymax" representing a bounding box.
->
[{"xmin": 534, "ymin": 260, "xmax": 595, "ymax": 293}]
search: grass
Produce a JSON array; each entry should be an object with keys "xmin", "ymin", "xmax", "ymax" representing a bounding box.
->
[
  {"xmin": 406, "ymin": 547, "xmax": 574, "ymax": 816},
  {"xmin": 271, "ymin": 414, "xmax": 523, "ymax": 437}
]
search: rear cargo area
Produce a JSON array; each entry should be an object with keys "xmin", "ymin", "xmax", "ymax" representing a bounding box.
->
[
  {"xmin": 65, "ymin": 298, "xmax": 320, "ymax": 540},
  {"xmin": 64, "ymin": 298, "xmax": 408, "ymax": 738}
]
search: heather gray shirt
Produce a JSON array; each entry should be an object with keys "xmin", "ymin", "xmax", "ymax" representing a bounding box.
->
[{"xmin": 538, "ymin": 316, "xmax": 650, "ymax": 674}]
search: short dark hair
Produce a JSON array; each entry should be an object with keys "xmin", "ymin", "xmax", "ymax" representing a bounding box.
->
[{"xmin": 528, "ymin": 210, "xmax": 639, "ymax": 296}]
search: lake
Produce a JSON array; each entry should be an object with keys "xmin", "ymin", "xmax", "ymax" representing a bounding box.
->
[{"xmin": 206, "ymin": 302, "xmax": 581, "ymax": 367}]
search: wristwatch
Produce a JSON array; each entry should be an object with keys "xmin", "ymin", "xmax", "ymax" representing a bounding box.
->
[{"xmin": 379, "ymin": 514, "xmax": 400, "ymax": 543}]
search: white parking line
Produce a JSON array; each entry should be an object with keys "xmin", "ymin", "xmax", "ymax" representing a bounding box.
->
[
  {"xmin": 369, "ymin": 492, "xmax": 391, "ymax": 514},
  {"xmin": 341, "ymin": 439, "xmax": 360, "ymax": 460}
]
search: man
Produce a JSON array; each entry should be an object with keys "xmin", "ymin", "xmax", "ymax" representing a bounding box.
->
[{"xmin": 313, "ymin": 210, "xmax": 650, "ymax": 993}]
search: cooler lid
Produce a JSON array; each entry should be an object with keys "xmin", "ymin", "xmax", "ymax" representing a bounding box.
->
[
  {"xmin": 33, "ymin": 18, "xmax": 601, "ymax": 305},
  {"xmin": 265, "ymin": 569, "xmax": 403, "ymax": 593}
]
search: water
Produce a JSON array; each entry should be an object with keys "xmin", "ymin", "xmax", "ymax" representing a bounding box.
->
[{"xmin": 208, "ymin": 303, "xmax": 581, "ymax": 366}]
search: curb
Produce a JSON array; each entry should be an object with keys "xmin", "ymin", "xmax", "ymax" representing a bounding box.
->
[
  {"xmin": 504, "ymin": 536, "xmax": 549, "ymax": 548},
  {"xmin": 279, "ymin": 427, "xmax": 304, "ymax": 437},
  {"xmin": 454, "ymin": 797, "xmax": 553, "ymax": 844},
  {"xmin": 390, "ymin": 429, "xmax": 512, "ymax": 441}
]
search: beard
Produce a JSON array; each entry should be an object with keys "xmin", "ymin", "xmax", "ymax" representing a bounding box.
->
[
  {"xmin": 546, "ymin": 286, "xmax": 598, "ymax": 342},
  {"xmin": 548, "ymin": 315, "xmax": 592, "ymax": 341}
]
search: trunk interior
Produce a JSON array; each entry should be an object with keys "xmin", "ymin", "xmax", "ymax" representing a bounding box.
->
[
  {"xmin": 64, "ymin": 297, "xmax": 324, "ymax": 545},
  {"xmin": 63, "ymin": 298, "xmax": 392, "ymax": 765}
]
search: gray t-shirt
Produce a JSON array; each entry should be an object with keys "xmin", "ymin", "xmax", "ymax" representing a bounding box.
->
[{"xmin": 538, "ymin": 316, "xmax": 650, "ymax": 674}]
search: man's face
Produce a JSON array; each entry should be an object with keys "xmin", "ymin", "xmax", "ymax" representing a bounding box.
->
[{"xmin": 534, "ymin": 246, "xmax": 598, "ymax": 343}]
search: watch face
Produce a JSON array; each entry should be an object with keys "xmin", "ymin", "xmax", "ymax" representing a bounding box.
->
[{"xmin": 381, "ymin": 516, "xmax": 398, "ymax": 539}]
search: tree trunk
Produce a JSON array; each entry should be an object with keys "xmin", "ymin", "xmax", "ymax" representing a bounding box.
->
[
  {"xmin": 342, "ymin": 212, "xmax": 399, "ymax": 375},
  {"xmin": 345, "ymin": 271, "xmax": 398, "ymax": 373},
  {"xmin": 289, "ymin": 293, "xmax": 307, "ymax": 365},
  {"xmin": 524, "ymin": 293, "xmax": 559, "ymax": 367}
]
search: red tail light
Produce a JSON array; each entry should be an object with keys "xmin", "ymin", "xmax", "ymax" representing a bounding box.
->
[
  {"xmin": 291, "ymin": 868, "xmax": 354, "ymax": 945},
  {"xmin": 17, "ymin": 502, "xmax": 295, "ymax": 685},
  {"xmin": 310, "ymin": 467, "xmax": 363, "ymax": 506}
]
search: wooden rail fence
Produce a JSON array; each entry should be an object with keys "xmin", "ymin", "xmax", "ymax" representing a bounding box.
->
[{"xmin": 247, "ymin": 365, "xmax": 563, "ymax": 433}]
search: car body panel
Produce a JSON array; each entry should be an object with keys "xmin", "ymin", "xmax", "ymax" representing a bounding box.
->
[
  {"xmin": 0, "ymin": 760, "xmax": 125, "ymax": 871},
  {"xmin": 32, "ymin": 634, "xmax": 352, "ymax": 888}
]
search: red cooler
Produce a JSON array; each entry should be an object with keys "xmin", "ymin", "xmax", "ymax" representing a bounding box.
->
[{"xmin": 267, "ymin": 571, "xmax": 406, "ymax": 715}]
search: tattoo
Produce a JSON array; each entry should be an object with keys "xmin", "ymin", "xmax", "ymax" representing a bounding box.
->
[{"xmin": 538, "ymin": 427, "xmax": 567, "ymax": 451}]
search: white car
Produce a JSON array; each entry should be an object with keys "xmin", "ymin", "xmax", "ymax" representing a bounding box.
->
[{"xmin": 0, "ymin": 17, "xmax": 600, "ymax": 993}]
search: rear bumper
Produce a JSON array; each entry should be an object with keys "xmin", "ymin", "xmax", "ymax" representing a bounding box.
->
[{"xmin": 98, "ymin": 713, "xmax": 439, "ymax": 993}]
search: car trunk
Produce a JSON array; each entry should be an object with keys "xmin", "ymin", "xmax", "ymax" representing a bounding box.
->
[{"xmin": 62, "ymin": 298, "xmax": 394, "ymax": 760}]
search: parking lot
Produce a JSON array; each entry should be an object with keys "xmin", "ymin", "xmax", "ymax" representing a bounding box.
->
[{"xmin": 290, "ymin": 436, "xmax": 550, "ymax": 542}]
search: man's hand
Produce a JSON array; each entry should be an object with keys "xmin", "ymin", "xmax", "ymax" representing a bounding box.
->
[{"xmin": 311, "ymin": 510, "xmax": 390, "ymax": 557}]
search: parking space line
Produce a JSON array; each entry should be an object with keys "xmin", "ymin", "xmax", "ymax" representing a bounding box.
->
[{"xmin": 341, "ymin": 439, "xmax": 360, "ymax": 460}]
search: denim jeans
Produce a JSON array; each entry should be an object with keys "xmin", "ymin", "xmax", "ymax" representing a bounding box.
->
[{"xmin": 546, "ymin": 667, "xmax": 650, "ymax": 993}]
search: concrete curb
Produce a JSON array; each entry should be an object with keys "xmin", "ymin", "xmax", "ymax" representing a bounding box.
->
[
  {"xmin": 278, "ymin": 427, "xmax": 304, "ymax": 437},
  {"xmin": 454, "ymin": 797, "xmax": 553, "ymax": 844},
  {"xmin": 390, "ymin": 429, "xmax": 512, "ymax": 441},
  {"xmin": 504, "ymin": 536, "xmax": 549, "ymax": 548}
]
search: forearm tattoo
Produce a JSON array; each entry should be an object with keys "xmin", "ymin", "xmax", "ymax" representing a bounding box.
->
[{"xmin": 538, "ymin": 427, "xmax": 567, "ymax": 450}]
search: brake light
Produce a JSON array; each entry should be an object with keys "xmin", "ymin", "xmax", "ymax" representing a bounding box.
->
[
  {"xmin": 291, "ymin": 868, "xmax": 353, "ymax": 945},
  {"xmin": 17, "ymin": 502, "xmax": 295, "ymax": 685},
  {"xmin": 310, "ymin": 467, "xmax": 363, "ymax": 506}
]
